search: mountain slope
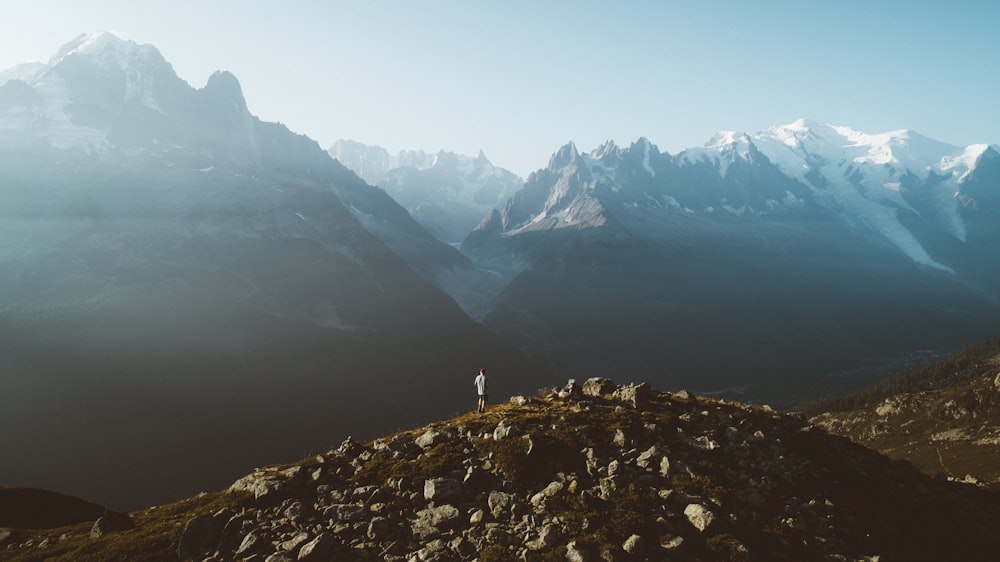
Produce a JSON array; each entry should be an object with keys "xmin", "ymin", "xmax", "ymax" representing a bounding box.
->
[
  {"xmin": 807, "ymin": 337, "xmax": 1000, "ymax": 486},
  {"xmin": 0, "ymin": 32, "xmax": 547, "ymax": 510},
  {"xmin": 6, "ymin": 380, "xmax": 1000, "ymax": 561},
  {"xmin": 463, "ymin": 127, "xmax": 1000, "ymax": 405}
]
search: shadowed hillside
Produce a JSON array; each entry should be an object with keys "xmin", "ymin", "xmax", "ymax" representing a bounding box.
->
[{"xmin": 6, "ymin": 379, "xmax": 1000, "ymax": 561}]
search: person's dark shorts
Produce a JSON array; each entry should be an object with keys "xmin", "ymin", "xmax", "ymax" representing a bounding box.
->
[{"xmin": 479, "ymin": 394, "xmax": 488, "ymax": 401}]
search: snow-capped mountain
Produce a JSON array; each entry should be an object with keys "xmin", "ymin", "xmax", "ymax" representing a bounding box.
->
[
  {"xmin": 473, "ymin": 119, "xmax": 997, "ymax": 277},
  {"xmin": 464, "ymin": 121, "xmax": 1000, "ymax": 404},
  {"xmin": 330, "ymin": 139, "xmax": 523, "ymax": 243},
  {"xmin": 0, "ymin": 32, "xmax": 544, "ymax": 510}
]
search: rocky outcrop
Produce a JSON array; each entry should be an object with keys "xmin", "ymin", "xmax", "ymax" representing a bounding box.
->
[{"xmin": 7, "ymin": 378, "xmax": 1000, "ymax": 561}]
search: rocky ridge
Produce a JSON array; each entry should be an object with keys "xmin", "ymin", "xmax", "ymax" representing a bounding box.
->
[{"xmin": 5, "ymin": 379, "xmax": 1000, "ymax": 562}]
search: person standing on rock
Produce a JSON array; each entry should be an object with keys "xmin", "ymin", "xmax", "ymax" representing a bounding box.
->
[{"xmin": 475, "ymin": 368, "xmax": 488, "ymax": 413}]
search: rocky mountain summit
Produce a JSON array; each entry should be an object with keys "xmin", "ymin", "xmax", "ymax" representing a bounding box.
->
[
  {"xmin": 808, "ymin": 337, "xmax": 1000, "ymax": 488},
  {"xmin": 6, "ymin": 379, "xmax": 1000, "ymax": 562}
]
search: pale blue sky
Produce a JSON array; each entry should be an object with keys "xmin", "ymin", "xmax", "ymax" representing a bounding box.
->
[{"xmin": 2, "ymin": 0, "xmax": 997, "ymax": 177}]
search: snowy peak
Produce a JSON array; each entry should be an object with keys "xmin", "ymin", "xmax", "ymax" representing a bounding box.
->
[
  {"xmin": 50, "ymin": 31, "xmax": 154, "ymax": 68},
  {"xmin": 329, "ymin": 140, "xmax": 523, "ymax": 243},
  {"xmin": 0, "ymin": 31, "xmax": 194, "ymax": 153},
  {"xmin": 548, "ymin": 141, "xmax": 580, "ymax": 169}
]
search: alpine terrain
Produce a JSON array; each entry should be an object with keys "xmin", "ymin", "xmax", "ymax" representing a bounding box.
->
[
  {"xmin": 806, "ymin": 337, "xmax": 1000, "ymax": 487},
  {"xmin": 462, "ymin": 124, "xmax": 1000, "ymax": 404},
  {"xmin": 0, "ymin": 32, "xmax": 547, "ymax": 510},
  {"xmin": 5, "ymin": 379, "xmax": 1000, "ymax": 561},
  {"xmin": 329, "ymin": 140, "xmax": 523, "ymax": 245}
]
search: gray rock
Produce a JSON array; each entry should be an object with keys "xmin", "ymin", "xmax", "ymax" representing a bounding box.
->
[
  {"xmin": 367, "ymin": 516, "xmax": 395, "ymax": 540},
  {"xmin": 325, "ymin": 503, "xmax": 365, "ymax": 522},
  {"xmin": 424, "ymin": 478, "xmax": 463, "ymax": 502},
  {"xmin": 297, "ymin": 532, "xmax": 338, "ymax": 561},
  {"xmin": 413, "ymin": 504, "xmax": 461, "ymax": 539},
  {"xmin": 89, "ymin": 511, "xmax": 134, "ymax": 539},
  {"xmin": 488, "ymin": 491, "xmax": 514, "ymax": 518},
  {"xmin": 684, "ymin": 503, "xmax": 715, "ymax": 532},
  {"xmin": 635, "ymin": 445, "xmax": 660, "ymax": 469},
  {"xmin": 236, "ymin": 529, "xmax": 269, "ymax": 557},
  {"xmin": 177, "ymin": 514, "xmax": 222, "ymax": 560},
  {"xmin": 265, "ymin": 553, "xmax": 297, "ymax": 562},
  {"xmin": 493, "ymin": 421, "xmax": 515, "ymax": 440},
  {"xmin": 415, "ymin": 429, "xmax": 443, "ymax": 449},
  {"xmin": 614, "ymin": 383, "xmax": 653, "ymax": 409},
  {"xmin": 582, "ymin": 377, "xmax": 615, "ymax": 397},
  {"xmin": 525, "ymin": 524, "xmax": 560, "ymax": 550},
  {"xmin": 566, "ymin": 540, "xmax": 598, "ymax": 562},
  {"xmin": 230, "ymin": 466, "xmax": 306, "ymax": 500},
  {"xmin": 283, "ymin": 501, "xmax": 306, "ymax": 522},
  {"xmin": 600, "ymin": 548, "xmax": 628, "ymax": 562},
  {"xmin": 279, "ymin": 532, "xmax": 311, "ymax": 553},
  {"xmin": 485, "ymin": 526, "xmax": 514, "ymax": 546},
  {"xmin": 622, "ymin": 534, "xmax": 646, "ymax": 557}
]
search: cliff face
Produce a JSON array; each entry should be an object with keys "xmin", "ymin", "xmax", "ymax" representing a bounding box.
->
[{"xmin": 6, "ymin": 379, "xmax": 1000, "ymax": 562}]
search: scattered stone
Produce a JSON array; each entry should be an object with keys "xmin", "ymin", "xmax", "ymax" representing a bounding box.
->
[
  {"xmin": 493, "ymin": 421, "xmax": 515, "ymax": 440},
  {"xmin": 566, "ymin": 540, "xmax": 597, "ymax": 562},
  {"xmin": 684, "ymin": 503, "xmax": 716, "ymax": 532},
  {"xmin": 415, "ymin": 429, "xmax": 443, "ymax": 449},
  {"xmin": 89, "ymin": 511, "xmax": 134, "ymax": 539},
  {"xmin": 424, "ymin": 478, "xmax": 463, "ymax": 502},
  {"xmin": 297, "ymin": 533, "xmax": 339, "ymax": 561},
  {"xmin": 488, "ymin": 491, "xmax": 514, "ymax": 518},
  {"xmin": 614, "ymin": 382, "xmax": 653, "ymax": 409},
  {"xmin": 583, "ymin": 377, "xmax": 615, "ymax": 397},
  {"xmin": 622, "ymin": 534, "xmax": 646, "ymax": 557}
]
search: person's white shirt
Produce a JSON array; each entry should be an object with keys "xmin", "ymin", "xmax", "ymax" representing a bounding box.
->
[{"xmin": 474, "ymin": 373, "xmax": 487, "ymax": 395}]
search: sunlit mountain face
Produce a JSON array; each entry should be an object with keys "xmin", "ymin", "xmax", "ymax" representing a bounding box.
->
[{"xmin": 461, "ymin": 127, "xmax": 1000, "ymax": 404}]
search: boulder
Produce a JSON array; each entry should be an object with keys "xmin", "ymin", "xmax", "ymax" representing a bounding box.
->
[
  {"xmin": 415, "ymin": 429, "xmax": 443, "ymax": 450},
  {"xmin": 493, "ymin": 421, "xmax": 515, "ymax": 440},
  {"xmin": 413, "ymin": 504, "xmax": 460, "ymax": 539},
  {"xmin": 89, "ymin": 510, "xmax": 134, "ymax": 539},
  {"xmin": 583, "ymin": 378, "xmax": 615, "ymax": 397},
  {"xmin": 614, "ymin": 383, "xmax": 653, "ymax": 409},
  {"xmin": 488, "ymin": 491, "xmax": 514, "ymax": 518},
  {"xmin": 684, "ymin": 503, "xmax": 715, "ymax": 532},
  {"xmin": 424, "ymin": 478, "xmax": 463, "ymax": 502},
  {"xmin": 297, "ymin": 533, "xmax": 339, "ymax": 561},
  {"xmin": 177, "ymin": 514, "xmax": 222, "ymax": 560}
]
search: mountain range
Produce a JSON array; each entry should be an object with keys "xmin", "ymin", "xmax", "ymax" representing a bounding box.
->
[
  {"xmin": 329, "ymin": 140, "xmax": 523, "ymax": 245},
  {"xmin": 462, "ymin": 124, "xmax": 1000, "ymax": 404}
]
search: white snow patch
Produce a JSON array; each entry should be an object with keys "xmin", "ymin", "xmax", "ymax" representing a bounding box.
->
[{"xmin": 641, "ymin": 140, "xmax": 655, "ymax": 177}]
